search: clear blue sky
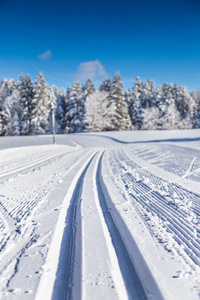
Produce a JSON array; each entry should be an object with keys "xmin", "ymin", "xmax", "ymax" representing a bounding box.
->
[{"xmin": 0, "ymin": 0, "xmax": 200, "ymax": 91}]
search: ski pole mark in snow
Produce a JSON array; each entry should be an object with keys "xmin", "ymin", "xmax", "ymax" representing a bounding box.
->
[{"xmin": 182, "ymin": 156, "xmax": 196, "ymax": 179}]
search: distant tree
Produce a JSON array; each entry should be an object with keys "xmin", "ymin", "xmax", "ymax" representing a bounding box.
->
[
  {"xmin": 107, "ymin": 72, "xmax": 132, "ymax": 130},
  {"xmin": 140, "ymin": 79, "xmax": 156, "ymax": 108},
  {"xmin": 191, "ymin": 90, "xmax": 200, "ymax": 128},
  {"xmin": 31, "ymin": 72, "xmax": 49, "ymax": 135},
  {"xmin": 129, "ymin": 76, "xmax": 144, "ymax": 129},
  {"xmin": 176, "ymin": 85, "xmax": 196, "ymax": 126},
  {"xmin": 65, "ymin": 81, "xmax": 85, "ymax": 133},
  {"xmin": 100, "ymin": 77, "xmax": 112, "ymax": 92},
  {"xmin": 0, "ymin": 79, "xmax": 9, "ymax": 135},
  {"xmin": 85, "ymin": 90, "xmax": 110, "ymax": 132},
  {"xmin": 82, "ymin": 79, "xmax": 95, "ymax": 96},
  {"xmin": 18, "ymin": 73, "xmax": 35, "ymax": 135},
  {"xmin": 56, "ymin": 87, "xmax": 67, "ymax": 132},
  {"xmin": 142, "ymin": 107, "xmax": 160, "ymax": 130},
  {"xmin": 2, "ymin": 84, "xmax": 21, "ymax": 136}
]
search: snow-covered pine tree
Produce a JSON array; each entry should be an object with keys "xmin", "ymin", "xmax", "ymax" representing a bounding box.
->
[
  {"xmin": 82, "ymin": 79, "xmax": 95, "ymax": 96},
  {"xmin": 129, "ymin": 76, "xmax": 144, "ymax": 129},
  {"xmin": 2, "ymin": 82, "xmax": 21, "ymax": 136},
  {"xmin": 160, "ymin": 83, "xmax": 180, "ymax": 130},
  {"xmin": 191, "ymin": 90, "xmax": 200, "ymax": 128},
  {"xmin": 56, "ymin": 87, "xmax": 67, "ymax": 133},
  {"xmin": 99, "ymin": 77, "xmax": 112, "ymax": 92},
  {"xmin": 107, "ymin": 72, "xmax": 132, "ymax": 131},
  {"xmin": 140, "ymin": 79, "xmax": 156, "ymax": 108},
  {"xmin": 124, "ymin": 89, "xmax": 131, "ymax": 109},
  {"xmin": 65, "ymin": 81, "xmax": 84, "ymax": 133},
  {"xmin": 176, "ymin": 85, "xmax": 196, "ymax": 128},
  {"xmin": 0, "ymin": 79, "xmax": 9, "ymax": 135},
  {"xmin": 18, "ymin": 73, "xmax": 35, "ymax": 135},
  {"xmin": 30, "ymin": 72, "xmax": 49, "ymax": 135}
]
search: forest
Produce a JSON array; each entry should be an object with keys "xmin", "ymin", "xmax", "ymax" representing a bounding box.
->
[{"xmin": 0, "ymin": 72, "xmax": 200, "ymax": 136}]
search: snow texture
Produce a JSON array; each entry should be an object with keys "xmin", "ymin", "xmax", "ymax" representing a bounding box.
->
[{"xmin": 0, "ymin": 129, "xmax": 200, "ymax": 299}]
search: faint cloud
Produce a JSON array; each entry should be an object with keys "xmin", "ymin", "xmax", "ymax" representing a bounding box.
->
[
  {"xmin": 74, "ymin": 60, "xmax": 107, "ymax": 81},
  {"xmin": 38, "ymin": 50, "xmax": 53, "ymax": 60}
]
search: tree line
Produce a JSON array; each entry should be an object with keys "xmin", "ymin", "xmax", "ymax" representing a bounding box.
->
[{"xmin": 0, "ymin": 72, "xmax": 200, "ymax": 136}]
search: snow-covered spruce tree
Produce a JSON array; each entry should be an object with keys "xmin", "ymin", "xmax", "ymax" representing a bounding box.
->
[
  {"xmin": 159, "ymin": 83, "xmax": 180, "ymax": 130},
  {"xmin": 65, "ymin": 81, "xmax": 85, "ymax": 133},
  {"xmin": 140, "ymin": 79, "xmax": 156, "ymax": 108},
  {"xmin": 56, "ymin": 87, "xmax": 67, "ymax": 133},
  {"xmin": 18, "ymin": 73, "xmax": 35, "ymax": 135},
  {"xmin": 107, "ymin": 72, "xmax": 132, "ymax": 131},
  {"xmin": 99, "ymin": 77, "xmax": 112, "ymax": 92},
  {"xmin": 124, "ymin": 89, "xmax": 131, "ymax": 110},
  {"xmin": 129, "ymin": 76, "xmax": 144, "ymax": 129},
  {"xmin": 176, "ymin": 85, "xmax": 196, "ymax": 127},
  {"xmin": 30, "ymin": 72, "xmax": 49, "ymax": 135},
  {"xmin": 82, "ymin": 79, "xmax": 95, "ymax": 96},
  {"xmin": 2, "ymin": 83, "xmax": 21, "ymax": 136},
  {"xmin": 191, "ymin": 90, "xmax": 200, "ymax": 128},
  {"xmin": 0, "ymin": 79, "xmax": 9, "ymax": 135}
]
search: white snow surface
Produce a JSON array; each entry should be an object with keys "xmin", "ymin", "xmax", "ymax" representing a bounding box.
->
[{"xmin": 0, "ymin": 129, "xmax": 200, "ymax": 299}]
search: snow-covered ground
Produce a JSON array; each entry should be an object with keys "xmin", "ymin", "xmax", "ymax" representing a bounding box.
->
[{"xmin": 1, "ymin": 129, "xmax": 200, "ymax": 299}]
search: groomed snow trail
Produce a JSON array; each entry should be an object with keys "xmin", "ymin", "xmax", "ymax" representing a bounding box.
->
[
  {"xmin": 36, "ymin": 149, "xmax": 147, "ymax": 300},
  {"xmin": 1, "ymin": 130, "xmax": 200, "ymax": 299}
]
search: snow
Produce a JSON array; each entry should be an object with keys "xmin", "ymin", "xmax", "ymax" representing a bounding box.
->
[{"xmin": 0, "ymin": 129, "xmax": 200, "ymax": 299}]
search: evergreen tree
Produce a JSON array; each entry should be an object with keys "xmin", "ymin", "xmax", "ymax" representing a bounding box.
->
[
  {"xmin": 65, "ymin": 82, "xmax": 85, "ymax": 133},
  {"xmin": 56, "ymin": 87, "xmax": 67, "ymax": 132},
  {"xmin": 18, "ymin": 73, "xmax": 35, "ymax": 135},
  {"xmin": 176, "ymin": 85, "xmax": 196, "ymax": 126},
  {"xmin": 159, "ymin": 83, "xmax": 180, "ymax": 130},
  {"xmin": 82, "ymin": 79, "xmax": 95, "ymax": 96},
  {"xmin": 2, "ymin": 85, "xmax": 20, "ymax": 136},
  {"xmin": 140, "ymin": 79, "xmax": 156, "ymax": 108},
  {"xmin": 31, "ymin": 72, "xmax": 49, "ymax": 135},
  {"xmin": 0, "ymin": 79, "xmax": 9, "ymax": 135},
  {"xmin": 191, "ymin": 90, "xmax": 200, "ymax": 128},
  {"xmin": 100, "ymin": 77, "xmax": 112, "ymax": 92},
  {"xmin": 129, "ymin": 76, "xmax": 144, "ymax": 129},
  {"xmin": 107, "ymin": 72, "xmax": 132, "ymax": 130}
]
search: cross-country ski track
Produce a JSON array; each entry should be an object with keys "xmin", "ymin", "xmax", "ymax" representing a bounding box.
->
[{"xmin": 1, "ymin": 130, "xmax": 200, "ymax": 299}]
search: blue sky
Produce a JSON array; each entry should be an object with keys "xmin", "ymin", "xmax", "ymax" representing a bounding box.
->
[{"xmin": 0, "ymin": 0, "xmax": 200, "ymax": 91}]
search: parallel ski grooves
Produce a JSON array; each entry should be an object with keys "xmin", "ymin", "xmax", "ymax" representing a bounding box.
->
[
  {"xmin": 35, "ymin": 149, "xmax": 99, "ymax": 300},
  {"xmin": 96, "ymin": 153, "xmax": 147, "ymax": 300},
  {"xmin": 0, "ymin": 151, "xmax": 66, "ymax": 179},
  {"xmin": 51, "ymin": 153, "xmax": 95, "ymax": 300},
  {"xmin": 112, "ymin": 147, "xmax": 200, "ymax": 268}
]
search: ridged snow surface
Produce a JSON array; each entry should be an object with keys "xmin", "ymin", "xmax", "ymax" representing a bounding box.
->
[{"xmin": 0, "ymin": 129, "xmax": 200, "ymax": 299}]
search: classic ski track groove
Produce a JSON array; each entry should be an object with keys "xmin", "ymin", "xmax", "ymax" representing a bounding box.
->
[
  {"xmin": 35, "ymin": 149, "xmax": 100, "ymax": 300},
  {"xmin": 36, "ymin": 149, "xmax": 149, "ymax": 300},
  {"xmin": 0, "ymin": 149, "xmax": 93, "ymax": 282},
  {"xmin": 0, "ymin": 150, "xmax": 68, "ymax": 179},
  {"xmin": 110, "ymin": 147, "xmax": 200, "ymax": 269}
]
